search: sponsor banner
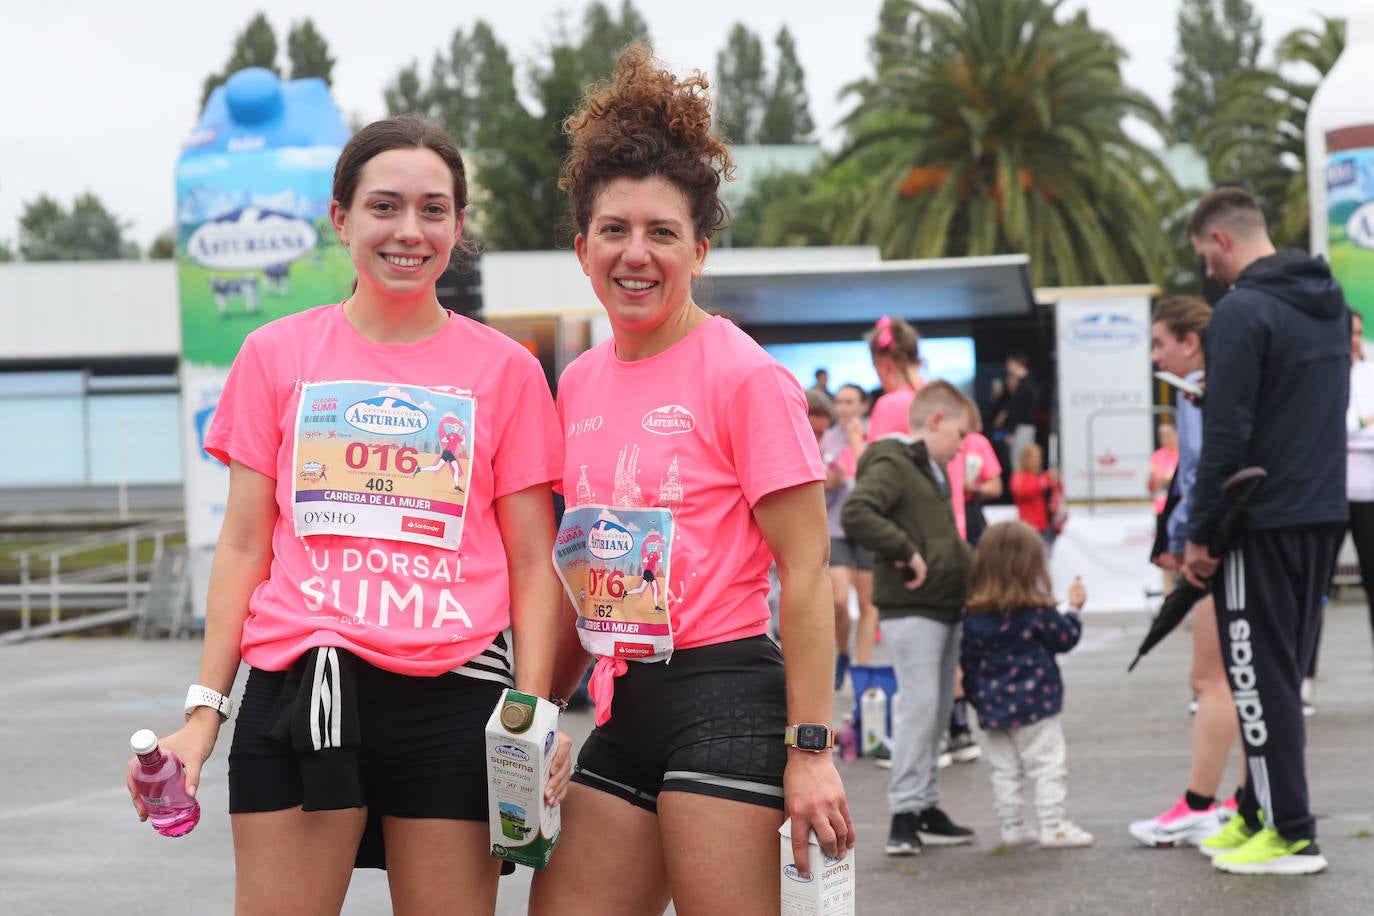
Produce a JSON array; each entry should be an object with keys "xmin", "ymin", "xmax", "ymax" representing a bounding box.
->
[
  {"xmin": 1054, "ymin": 295, "xmax": 1154, "ymax": 501},
  {"xmin": 1325, "ymin": 140, "xmax": 1374, "ymax": 323},
  {"xmin": 176, "ymin": 146, "xmax": 352, "ymax": 369},
  {"xmin": 176, "ymin": 74, "xmax": 352, "ymax": 621},
  {"xmin": 180, "ymin": 367, "xmax": 230, "ymax": 551},
  {"xmin": 291, "ymin": 381, "xmax": 476, "ymax": 550}
]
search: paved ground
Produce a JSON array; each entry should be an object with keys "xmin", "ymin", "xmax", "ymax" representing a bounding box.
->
[{"xmin": 1, "ymin": 601, "xmax": 1371, "ymax": 915}]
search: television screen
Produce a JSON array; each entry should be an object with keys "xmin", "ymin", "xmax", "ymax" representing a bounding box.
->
[{"xmin": 765, "ymin": 338, "xmax": 976, "ymax": 396}]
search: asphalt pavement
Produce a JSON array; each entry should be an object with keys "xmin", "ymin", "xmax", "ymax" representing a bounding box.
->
[{"xmin": 1, "ymin": 600, "xmax": 1371, "ymax": 915}]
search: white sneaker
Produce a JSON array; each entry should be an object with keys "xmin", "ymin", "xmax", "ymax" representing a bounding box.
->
[
  {"xmin": 1128, "ymin": 796, "xmax": 1220, "ymax": 848},
  {"xmin": 1040, "ymin": 820, "xmax": 1094, "ymax": 848},
  {"xmin": 1000, "ymin": 820, "xmax": 1038, "ymax": 847}
]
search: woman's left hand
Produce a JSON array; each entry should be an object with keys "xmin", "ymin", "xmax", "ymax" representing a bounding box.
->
[
  {"xmin": 783, "ymin": 751, "xmax": 854, "ymax": 873},
  {"xmin": 544, "ymin": 730, "xmax": 576, "ymax": 807}
]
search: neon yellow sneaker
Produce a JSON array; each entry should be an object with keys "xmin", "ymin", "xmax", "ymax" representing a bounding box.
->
[
  {"xmin": 1211, "ymin": 828, "xmax": 1328, "ymax": 875},
  {"xmin": 1198, "ymin": 812, "xmax": 1259, "ymax": 858}
]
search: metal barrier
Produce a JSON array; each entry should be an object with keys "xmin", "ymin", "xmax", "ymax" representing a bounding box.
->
[
  {"xmin": 1084, "ymin": 405, "xmax": 1177, "ymax": 513},
  {"xmin": 0, "ymin": 517, "xmax": 186, "ymax": 643}
]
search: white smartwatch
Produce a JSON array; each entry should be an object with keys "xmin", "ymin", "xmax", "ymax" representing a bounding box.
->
[{"xmin": 184, "ymin": 684, "xmax": 234, "ymax": 721}]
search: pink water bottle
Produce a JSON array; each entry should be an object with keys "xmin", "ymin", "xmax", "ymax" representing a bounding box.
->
[
  {"xmin": 130, "ymin": 729, "xmax": 200, "ymax": 837},
  {"xmin": 837, "ymin": 717, "xmax": 859, "ymax": 761}
]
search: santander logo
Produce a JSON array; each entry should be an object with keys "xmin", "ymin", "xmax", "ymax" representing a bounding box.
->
[{"xmin": 642, "ymin": 405, "xmax": 696, "ymax": 436}]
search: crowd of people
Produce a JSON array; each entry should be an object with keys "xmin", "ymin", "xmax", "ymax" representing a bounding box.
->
[{"xmin": 121, "ymin": 41, "xmax": 1360, "ymax": 914}]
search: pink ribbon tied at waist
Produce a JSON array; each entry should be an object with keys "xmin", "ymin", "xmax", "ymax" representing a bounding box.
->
[{"xmin": 588, "ymin": 655, "xmax": 629, "ymax": 726}]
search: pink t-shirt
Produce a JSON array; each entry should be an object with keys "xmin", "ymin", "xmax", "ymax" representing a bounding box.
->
[
  {"xmin": 1149, "ymin": 447, "xmax": 1179, "ymax": 515},
  {"xmin": 204, "ymin": 304, "xmax": 562, "ymax": 677},
  {"xmin": 947, "ymin": 432, "xmax": 1002, "ymax": 540},
  {"xmin": 557, "ymin": 316, "xmax": 824, "ymax": 651},
  {"xmin": 867, "ymin": 381, "xmax": 925, "ymax": 441}
]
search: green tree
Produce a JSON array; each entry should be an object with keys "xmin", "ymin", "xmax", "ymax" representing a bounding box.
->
[
  {"xmin": 1195, "ymin": 15, "xmax": 1345, "ymax": 251},
  {"xmin": 384, "ymin": 3, "xmax": 650, "ymax": 250},
  {"xmin": 383, "ymin": 62, "xmax": 428, "ymax": 116},
  {"xmin": 19, "ymin": 193, "xmax": 138, "ymax": 261},
  {"xmin": 1171, "ymin": 0, "xmax": 1263, "ymax": 143},
  {"xmin": 832, "ymin": 0, "xmax": 1177, "ymax": 287},
  {"xmin": 0, "ymin": 241, "xmax": 13, "ymax": 262},
  {"xmin": 715, "ymin": 24, "xmax": 767, "ymax": 144},
  {"xmin": 202, "ymin": 13, "xmax": 281, "ymax": 109},
  {"xmin": 287, "ymin": 18, "xmax": 335, "ymax": 84},
  {"xmin": 758, "ymin": 27, "xmax": 815, "ymax": 144},
  {"xmin": 148, "ymin": 230, "xmax": 178, "ymax": 260}
]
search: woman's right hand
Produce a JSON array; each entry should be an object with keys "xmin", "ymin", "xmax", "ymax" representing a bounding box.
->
[
  {"xmin": 125, "ymin": 712, "xmax": 223, "ymax": 820},
  {"xmin": 1182, "ymin": 372, "xmax": 1206, "ymax": 406},
  {"xmin": 1153, "ymin": 552, "xmax": 1180, "ymax": 571}
]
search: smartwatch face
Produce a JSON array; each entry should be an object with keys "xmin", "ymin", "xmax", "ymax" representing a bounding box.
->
[{"xmin": 795, "ymin": 724, "xmax": 830, "ymax": 751}]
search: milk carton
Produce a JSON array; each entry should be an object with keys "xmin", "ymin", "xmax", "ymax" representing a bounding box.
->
[
  {"xmin": 779, "ymin": 818, "xmax": 856, "ymax": 916},
  {"xmin": 485, "ymin": 689, "xmax": 561, "ymax": 869}
]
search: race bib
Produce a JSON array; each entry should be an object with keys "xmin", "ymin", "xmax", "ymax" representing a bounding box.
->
[
  {"xmin": 553, "ymin": 505, "xmax": 674, "ymax": 662},
  {"xmin": 292, "ymin": 380, "xmax": 476, "ymax": 550}
]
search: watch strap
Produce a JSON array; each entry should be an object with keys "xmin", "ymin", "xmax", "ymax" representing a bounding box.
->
[{"xmin": 185, "ymin": 684, "xmax": 233, "ymax": 721}]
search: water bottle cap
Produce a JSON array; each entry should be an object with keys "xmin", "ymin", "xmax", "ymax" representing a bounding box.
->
[
  {"xmin": 225, "ymin": 67, "xmax": 285, "ymax": 125},
  {"xmin": 130, "ymin": 729, "xmax": 159, "ymax": 755}
]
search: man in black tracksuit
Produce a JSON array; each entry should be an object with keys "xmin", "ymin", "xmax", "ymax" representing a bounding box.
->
[{"xmin": 1184, "ymin": 188, "xmax": 1348, "ymax": 876}]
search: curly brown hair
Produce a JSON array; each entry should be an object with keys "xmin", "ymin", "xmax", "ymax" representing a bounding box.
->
[{"xmin": 561, "ymin": 43, "xmax": 734, "ymax": 241}]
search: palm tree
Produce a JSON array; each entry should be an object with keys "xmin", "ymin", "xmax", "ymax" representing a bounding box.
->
[
  {"xmin": 832, "ymin": 0, "xmax": 1178, "ymax": 287},
  {"xmin": 1195, "ymin": 16, "xmax": 1345, "ymax": 251}
]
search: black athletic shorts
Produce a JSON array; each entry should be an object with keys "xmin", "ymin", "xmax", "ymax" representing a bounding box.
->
[
  {"xmin": 829, "ymin": 537, "xmax": 873, "ymax": 571},
  {"xmin": 228, "ymin": 659, "xmax": 503, "ymax": 821},
  {"xmin": 571, "ymin": 635, "xmax": 788, "ymax": 813}
]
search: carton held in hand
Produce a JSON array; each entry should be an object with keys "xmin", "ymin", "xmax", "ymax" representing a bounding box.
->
[
  {"xmin": 779, "ymin": 818, "xmax": 856, "ymax": 915},
  {"xmin": 486, "ymin": 689, "xmax": 561, "ymax": 869}
]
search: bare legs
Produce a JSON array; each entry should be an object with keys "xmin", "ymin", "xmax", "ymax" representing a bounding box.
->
[
  {"xmin": 231, "ymin": 808, "xmax": 499, "ymax": 915},
  {"xmin": 529, "ymin": 785, "xmax": 783, "ymax": 916},
  {"xmin": 852, "ymin": 570, "xmax": 879, "ymax": 665},
  {"xmin": 1188, "ymin": 594, "xmax": 1245, "ymax": 798},
  {"xmin": 829, "ymin": 565, "xmax": 853, "ymax": 661}
]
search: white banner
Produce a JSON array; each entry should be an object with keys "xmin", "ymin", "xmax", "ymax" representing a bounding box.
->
[
  {"xmin": 179, "ymin": 367, "xmax": 230, "ymax": 620},
  {"xmin": 1054, "ymin": 295, "xmax": 1154, "ymax": 501}
]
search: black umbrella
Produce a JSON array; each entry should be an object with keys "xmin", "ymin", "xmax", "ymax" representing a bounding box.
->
[{"xmin": 1127, "ymin": 467, "xmax": 1268, "ymax": 672}]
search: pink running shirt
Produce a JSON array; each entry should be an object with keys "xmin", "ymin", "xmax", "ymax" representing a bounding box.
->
[
  {"xmin": 947, "ymin": 432, "xmax": 1002, "ymax": 540},
  {"xmin": 204, "ymin": 304, "xmax": 562, "ymax": 677},
  {"xmin": 867, "ymin": 381, "xmax": 925, "ymax": 441},
  {"xmin": 557, "ymin": 317, "xmax": 823, "ymax": 653}
]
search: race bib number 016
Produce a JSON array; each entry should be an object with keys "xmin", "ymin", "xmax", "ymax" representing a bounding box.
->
[
  {"xmin": 553, "ymin": 505, "xmax": 674, "ymax": 662},
  {"xmin": 292, "ymin": 380, "xmax": 476, "ymax": 550}
]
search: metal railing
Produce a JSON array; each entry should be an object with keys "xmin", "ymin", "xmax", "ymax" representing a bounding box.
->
[
  {"xmin": 1, "ymin": 517, "xmax": 185, "ymax": 642},
  {"xmin": 1083, "ymin": 405, "xmax": 1177, "ymax": 512}
]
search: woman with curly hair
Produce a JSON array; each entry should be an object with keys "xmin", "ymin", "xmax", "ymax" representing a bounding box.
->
[{"xmin": 532, "ymin": 45, "xmax": 852, "ymax": 915}]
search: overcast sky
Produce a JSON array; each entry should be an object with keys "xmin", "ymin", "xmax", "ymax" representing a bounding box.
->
[{"xmin": 1, "ymin": 0, "xmax": 1363, "ymax": 250}]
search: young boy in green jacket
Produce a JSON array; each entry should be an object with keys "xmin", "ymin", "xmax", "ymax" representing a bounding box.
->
[{"xmin": 841, "ymin": 380, "xmax": 976, "ymax": 856}]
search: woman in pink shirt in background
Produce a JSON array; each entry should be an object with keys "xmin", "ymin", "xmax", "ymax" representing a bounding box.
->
[
  {"xmin": 532, "ymin": 45, "xmax": 852, "ymax": 916},
  {"xmin": 866, "ymin": 315, "xmax": 926, "ymax": 441},
  {"xmin": 1149, "ymin": 420, "xmax": 1180, "ymax": 516}
]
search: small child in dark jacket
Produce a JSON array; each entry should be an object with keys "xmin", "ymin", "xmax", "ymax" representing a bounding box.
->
[{"xmin": 960, "ymin": 520, "xmax": 1091, "ymax": 849}]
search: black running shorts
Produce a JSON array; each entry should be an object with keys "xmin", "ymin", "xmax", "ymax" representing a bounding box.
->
[
  {"xmin": 228, "ymin": 659, "xmax": 503, "ymax": 821},
  {"xmin": 571, "ymin": 635, "xmax": 788, "ymax": 812}
]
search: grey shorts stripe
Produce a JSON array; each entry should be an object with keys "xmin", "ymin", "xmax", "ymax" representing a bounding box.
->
[
  {"xmin": 662, "ymin": 770, "xmax": 785, "ymax": 800},
  {"xmin": 575, "ymin": 766, "xmax": 660, "ymax": 806}
]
